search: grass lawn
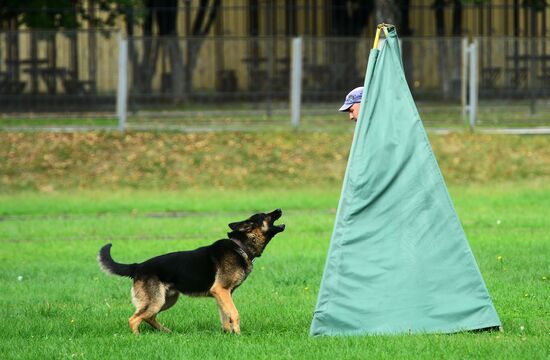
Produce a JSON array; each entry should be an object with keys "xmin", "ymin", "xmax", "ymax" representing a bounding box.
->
[
  {"xmin": 2, "ymin": 101, "xmax": 550, "ymax": 130},
  {"xmin": 0, "ymin": 184, "xmax": 548, "ymax": 359}
]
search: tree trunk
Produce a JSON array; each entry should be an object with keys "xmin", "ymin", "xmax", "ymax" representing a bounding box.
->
[
  {"xmin": 399, "ymin": 0, "xmax": 414, "ymax": 89},
  {"xmin": 127, "ymin": 2, "xmax": 159, "ymax": 96},
  {"xmin": 88, "ymin": 0, "xmax": 97, "ymax": 94},
  {"xmin": 452, "ymin": 0, "xmax": 463, "ymax": 36},
  {"xmin": 374, "ymin": 0, "xmax": 401, "ymax": 96},
  {"xmin": 434, "ymin": 0, "xmax": 445, "ymax": 36},
  {"xmin": 30, "ymin": 33, "xmax": 38, "ymax": 95},
  {"xmin": 330, "ymin": 1, "xmax": 356, "ymax": 92},
  {"xmin": 6, "ymin": 19, "xmax": 19, "ymax": 83},
  {"xmin": 47, "ymin": 33, "xmax": 57, "ymax": 95},
  {"xmin": 451, "ymin": 0, "xmax": 463, "ymax": 99},
  {"xmin": 247, "ymin": 0, "xmax": 260, "ymax": 91},
  {"xmin": 125, "ymin": 6, "xmax": 160, "ymax": 98},
  {"xmin": 68, "ymin": 31, "xmax": 78, "ymax": 84},
  {"xmin": 139, "ymin": 2, "xmax": 158, "ymax": 95},
  {"xmin": 328, "ymin": 0, "xmax": 373, "ymax": 95},
  {"xmin": 155, "ymin": 0, "xmax": 185, "ymax": 102},
  {"xmin": 375, "ymin": 0, "xmax": 401, "ymax": 25},
  {"xmin": 433, "ymin": 0, "xmax": 450, "ymax": 99},
  {"xmin": 186, "ymin": 0, "xmax": 221, "ymax": 93},
  {"xmin": 124, "ymin": 0, "xmax": 219, "ymax": 100}
]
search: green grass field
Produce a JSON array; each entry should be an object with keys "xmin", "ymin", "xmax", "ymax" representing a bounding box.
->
[
  {"xmin": 1, "ymin": 183, "xmax": 549, "ymax": 359},
  {"xmin": 2, "ymin": 100, "xmax": 550, "ymax": 131}
]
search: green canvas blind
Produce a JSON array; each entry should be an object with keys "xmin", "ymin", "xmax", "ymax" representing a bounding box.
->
[{"xmin": 310, "ymin": 26, "xmax": 501, "ymax": 336}]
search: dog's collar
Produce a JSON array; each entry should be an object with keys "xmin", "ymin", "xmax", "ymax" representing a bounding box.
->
[{"xmin": 231, "ymin": 239, "xmax": 255, "ymax": 264}]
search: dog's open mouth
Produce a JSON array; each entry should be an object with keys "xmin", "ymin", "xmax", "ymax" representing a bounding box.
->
[{"xmin": 269, "ymin": 208, "xmax": 285, "ymax": 232}]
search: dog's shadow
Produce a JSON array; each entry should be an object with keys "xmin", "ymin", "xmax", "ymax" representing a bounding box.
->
[
  {"xmin": 137, "ymin": 320, "xmax": 234, "ymax": 336},
  {"xmin": 135, "ymin": 310, "xmax": 223, "ymax": 336}
]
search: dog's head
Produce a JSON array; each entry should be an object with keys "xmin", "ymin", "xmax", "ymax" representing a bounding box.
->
[{"xmin": 227, "ymin": 209, "xmax": 285, "ymax": 258}]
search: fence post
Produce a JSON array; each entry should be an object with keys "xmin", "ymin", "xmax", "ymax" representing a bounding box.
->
[
  {"xmin": 468, "ymin": 39, "xmax": 478, "ymax": 132},
  {"xmin": 290, "ymin": 37, "xmax": 303, "ymax": 128},
  {"xmin": 461, "ymin": 37, "xmax": 468, "ymax": 124},
  {"xmin": 117, "ymin": 32, "xmax": 128, "ymax": 132}
]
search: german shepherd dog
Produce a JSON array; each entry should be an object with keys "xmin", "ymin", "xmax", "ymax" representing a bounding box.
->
[{"xmin": 98, "ymin": 209, "xmax": 285, "ymax": 335}]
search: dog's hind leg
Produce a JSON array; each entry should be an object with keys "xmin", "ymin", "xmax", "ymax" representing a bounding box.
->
[
  {"xmin": 129, "ymin": 278, "xmax": 167, "ymax": 335},
  {"xmin": 144, "ymin": 315, "xmax": 172, "ymax": 333},
  {"xmin": 144, "ymin": 289, "xmax": 179, "ymax": 333},
  {"xmin": 160, "ymin": 289, "xmax": 179, "ymax": 312},
  {"xmin": 129, "ymin": 280, "xmax": 147, "ymax": 335}
]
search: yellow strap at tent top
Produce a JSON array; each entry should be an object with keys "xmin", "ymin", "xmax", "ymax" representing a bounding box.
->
[{"xmin": 372, "ymin": 23, "xmax": 393, "ymax": 49}]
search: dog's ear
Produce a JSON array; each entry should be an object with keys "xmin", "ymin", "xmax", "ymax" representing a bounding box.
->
[{"xmin": 228, "ymin": 220, "xmax": 252, "ymax": 232}]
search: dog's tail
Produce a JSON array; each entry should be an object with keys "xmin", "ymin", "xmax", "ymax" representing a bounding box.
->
[{"xmin": 98, "ymin": 244, "xmax": 136, "ymax": 278}]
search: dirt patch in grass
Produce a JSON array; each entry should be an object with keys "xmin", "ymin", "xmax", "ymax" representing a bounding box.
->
[{"xmin": 1, "ymin": 131, "xmax": 549, "ymax": 192}]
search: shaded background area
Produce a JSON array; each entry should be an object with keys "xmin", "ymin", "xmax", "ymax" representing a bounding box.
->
[
  {"xmin": 1, "ymin": 1, "xmax": 550, "ymax": 127},
  {"xmin": 2, "ymin": 131, "xmax": 550, "ymax": 192}
]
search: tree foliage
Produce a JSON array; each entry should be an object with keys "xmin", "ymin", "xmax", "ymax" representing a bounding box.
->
[{"xmin": 0, "ymin": 0, "xmax": 141, "ymax": 29}]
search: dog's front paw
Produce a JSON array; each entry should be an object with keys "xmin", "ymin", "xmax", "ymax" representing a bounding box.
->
[
  {"xmin": 222, "ymin": 327, "xmax": 232, "ymax": 333},
  {"xmin": 221, "ymin": 325, "xmax": 240, "ymax": 335}
]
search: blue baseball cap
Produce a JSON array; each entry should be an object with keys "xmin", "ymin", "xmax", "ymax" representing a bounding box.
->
[{"xmin": 338, "ymin": 86, "xmax": 364, "ymax": 112}]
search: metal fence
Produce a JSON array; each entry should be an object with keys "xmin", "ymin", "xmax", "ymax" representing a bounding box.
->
[
  {"xmin": 1, "ymin": 31, "xmax": 550, "ymax": 131},
  {"xmin": 475, "ymin": 37, "xmax": 550, "ymax": 128},
  {"xmin": 0, "ymin": 30, "xmax": 119, "ymax": 114},
  {"xmin": 120, "ymin": 36, "xmax": 470, "ymax": 131}
]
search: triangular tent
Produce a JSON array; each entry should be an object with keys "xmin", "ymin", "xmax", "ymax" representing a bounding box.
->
[{"xmin": 310, "ymin": 26, "xmax": 501, "ymax": 336}]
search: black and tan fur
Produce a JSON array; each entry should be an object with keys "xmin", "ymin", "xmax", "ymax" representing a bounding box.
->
[{"xmin": 98, "ymin": 209, "xmax": 285, "ymax": 335}]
